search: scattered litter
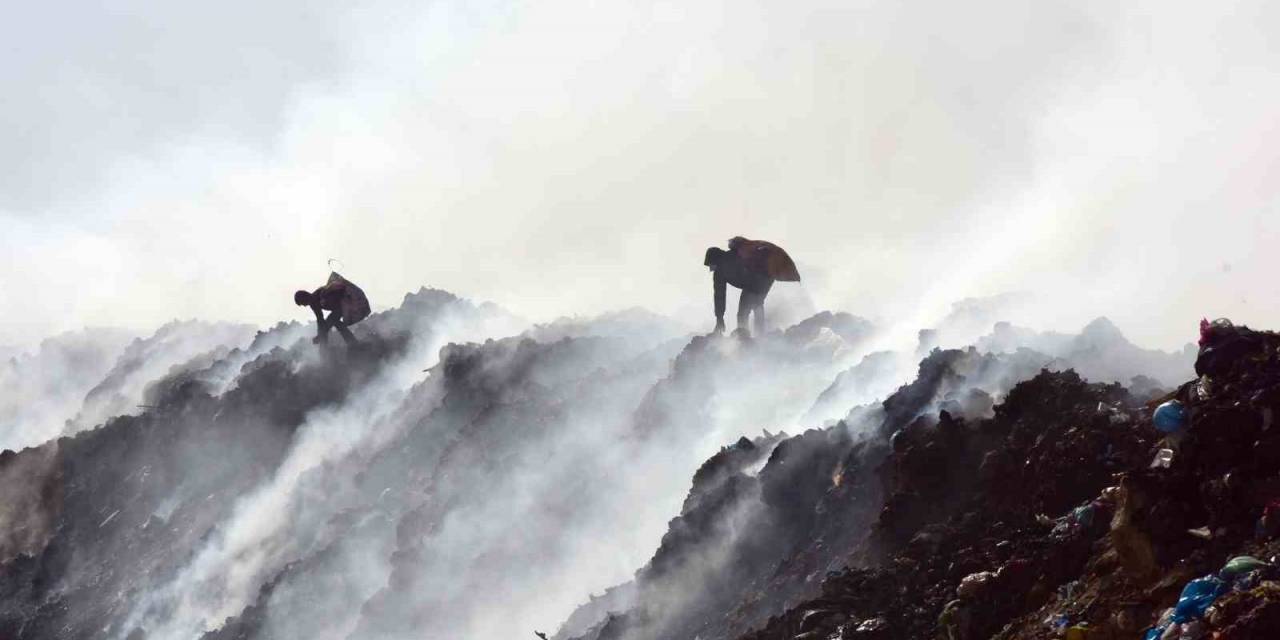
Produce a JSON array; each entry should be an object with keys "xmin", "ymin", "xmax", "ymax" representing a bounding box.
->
[
  {"xmin": 1187, "ymin": 527, "xmax": 1212, "ymax": 540},
  {"xmin": 1153, "ymin": 400, "xmax": 1188, "ymax": 433},
  {"xmin": 1257, "ymin": 500, "xmax": 1280, "ymax": 540},
  {"xmin": 1043, "ymin": 613, "xmax": 1069, "ymax": 635},
  {"xmin": 99, "ymin": 510, "xmax": 120, "ymax": 528},
  {"xmin": 1172, "ymin": 576, "xmax": 1227, "ymax": 623},
  {"xmin": 956, "ymin": 571, "xmax": 996, "ymax": 599},
  {"xmin": 1219, "ymin": 556, "xmax": 1270, "ymax": 579},
  {"xmin": 1063, "ymin": 624, "xmax": 1089, "ymax": 640},
  {"xmin": 1194, "ymin": 375, "xmax": 1213, "ymax": 401}
]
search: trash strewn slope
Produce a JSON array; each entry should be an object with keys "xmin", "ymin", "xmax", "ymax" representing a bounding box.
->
[
  {"xmin": 0, "ymin": 288, "xmax": 1208, "ymax": 640},
  {"xmin": 722, "ymin": 321, "xmax": 1280, "ymax": 640}
]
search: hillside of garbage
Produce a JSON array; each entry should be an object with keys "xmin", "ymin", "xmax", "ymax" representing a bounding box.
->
[
  {"xmin": 720, "ymin": 320, "xmax": 1280, "ymax": 640},
  {"xmin": 0, "ymin": 286, "xmax": 1238, "ymax": 640}
]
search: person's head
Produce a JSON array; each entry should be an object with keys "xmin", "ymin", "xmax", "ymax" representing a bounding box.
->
[
  {"xmin": 704, "ymin": 247, "xmax": 728, "ymax": 272},
  {"xmin": 294, "ymin": 290, "xmax": 313, "ymax": 306}
]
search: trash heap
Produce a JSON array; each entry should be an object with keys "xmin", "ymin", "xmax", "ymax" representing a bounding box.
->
[
  {"xmin": 557, "ymin": 345, "xmax": 1056, "ymax": 640},
  {"xmin": 737, "ymin": 320, "xmax": 1280, "ymax": 640}
]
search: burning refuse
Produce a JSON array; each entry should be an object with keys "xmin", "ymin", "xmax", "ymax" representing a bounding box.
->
[{"xmin": 8, "ymin": 287, "xmax": 1280, "ymax": 640}]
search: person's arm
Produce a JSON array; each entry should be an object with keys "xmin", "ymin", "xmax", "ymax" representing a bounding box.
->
[
  {"xmin": 310, "ymin": 286, "xmax": 329, "ymax": 335},
  {"xmin": 713, "ymin": 272, "xmax": 727, "ymax": 333}
]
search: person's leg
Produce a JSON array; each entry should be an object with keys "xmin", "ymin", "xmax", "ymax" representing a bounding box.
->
[
  {"xmin": 317, "ymin": 310, "xmax": 341, "ymax": 344},
  {"xmin": 333, "ymin": 317, "xmax": 358, "ymax": 345},
  {"xmin": 737, "ymin": 289, "xmax": 754, "ymax": 332},
  {"xmin": 753, "ymin": 282, "xmax": 773, "ymax": 335}
]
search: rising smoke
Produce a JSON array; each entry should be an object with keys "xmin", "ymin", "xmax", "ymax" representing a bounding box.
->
[
  {"xmin": 4, "ymin": 0, "xmax": 1279, "ymax": 349},
  {"xmin": 1, "ymin": 0, "xmax": 1276, "ymax": 638},
  {"xmin": 0, "ymin": 281, "xmax": 1195, "ymax": 640}
]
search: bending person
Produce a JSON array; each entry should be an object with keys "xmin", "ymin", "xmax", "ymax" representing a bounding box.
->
[
  {"xmin": 294, "ymin": 271, "xmax": 371, "ymax": 345},
  {"xmin": 702, "ymin": 236, "xmax": 800, "ymax": 336}
]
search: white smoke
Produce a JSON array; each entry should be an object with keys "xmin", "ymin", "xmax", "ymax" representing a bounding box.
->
[
  {"xmin": 0, "ymin": 327, "xmax": 133, "ymax": 452},
  {"xmin": 0, "ymin": 282, "xmax": 1198, "ymax": 640},
  {"xmin": 70, "ymin": 320, "xmax": 260, "ymax": 436},
  {"xmin": 121, "ymin": 301, "xmax": 525, "ymax": 638}
]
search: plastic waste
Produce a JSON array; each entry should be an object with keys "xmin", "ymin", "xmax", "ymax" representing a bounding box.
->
[
  {"xmin": 1073, "ymin": 504, "xmax": 1096, "ymax": 528},
  {"xmin": 1176, "ymin": 619, "xmax": 1206, "ymax": 640},
  {"xmin": 1199, "ymin": 318, "xmax": 1234, "ymax": 347},
  {"xmin": 1144, "ymin": 608, "xmax": 1175, "ymax": 640},
  {"xmin": 855, "ymin": 617, "xmax": 888, "ymax": 633},
  {"xmin": 1051, "ymin": 503, "xmax": 1098, "ymax": 537},
  {"xmin": 1095, "ymin": 402, "xmax": 1131, "ymax": 425},
  {"xmin": 1151, "ymin": 448, "xmax": 1175, "ymax": 469},
  {"xmin": 1195, "ymin": 375, "xmax": 1213, "ymax": 401},
  {"xmin": 1171, "ymin": 575, "xmax": 1226, "ymax": 623},
  {"xmin": 1154, "ymin": 400, "xmax": 1189, "ymax": 433},
  {"xmin": 1064, "ymin": 625, "xmax": 1088, "ymax": 640},
  {"xmin": 1044, "ymin": 613, "xmax": 1069, "ymax": 635},
  {"xmin": 1258, "ymin": 500, "xmax": 1280, "ymax": 540},
  {"xmin": 956, "ymin": 571, "xmax": 996, "ymax": 598},
  {"xmin": 1220, "ymin": 555, "xmax": 1270, "ymax": 578}
]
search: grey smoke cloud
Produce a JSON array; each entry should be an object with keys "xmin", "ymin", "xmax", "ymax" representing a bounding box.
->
[
  {"xmin": 0, "ymin": 278, "xmax": 1194, "ymax": 639},
  {"xmin": 3, "ymin": 0, "xmax": 1279, "ymax": 351},
  {"xmin": 0, "ymin": 328, "xmax": 132, "ymax": 452}
]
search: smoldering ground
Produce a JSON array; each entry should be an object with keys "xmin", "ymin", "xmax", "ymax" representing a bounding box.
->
[
  {"xmin": 0, "ymin": 278, "xmax": 1197, "ymax": 640},
  {"xmin": 2, "ymin": 0, "xmax": 1275, "ymax": 636}
]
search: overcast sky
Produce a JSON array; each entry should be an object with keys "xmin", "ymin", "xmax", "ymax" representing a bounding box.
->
[{"xmin": 3, "ymin": 0, "xmax": 1278, "ymax": 349}]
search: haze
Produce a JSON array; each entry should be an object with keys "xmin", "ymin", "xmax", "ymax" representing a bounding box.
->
[{"xmin": 3, "ymin": 0, "xmax": 1278, "ymax": 350}]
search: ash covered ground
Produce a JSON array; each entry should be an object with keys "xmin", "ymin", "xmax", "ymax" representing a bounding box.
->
[{"xmin": 5, "ymin": 287, "xmax": 1274, "ymax": 640}]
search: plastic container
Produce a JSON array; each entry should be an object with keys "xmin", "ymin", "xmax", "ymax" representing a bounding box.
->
[{"xmin": 1154, "ymin": 400, "xmax": 1189, "ymax": 433}]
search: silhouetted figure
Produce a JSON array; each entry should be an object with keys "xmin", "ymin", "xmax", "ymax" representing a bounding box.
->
[
  {"xmin": 703, "ymin": 236, "xmax": 800, "ymax": 336},
  {"xmin": 294, "ymin": 272, "xmax": 371, "ymax": 345}
]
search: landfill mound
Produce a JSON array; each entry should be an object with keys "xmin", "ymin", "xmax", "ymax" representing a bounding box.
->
[
  {"xmin": 554, "ymin": 320, "xmax": 1195, "ymax": 640},
  {"xmin": 719, "ymin": 321, "xmax": 1280, "ymax": 640},
  {"xmin": 0, "ymin": 289, "xmax": 510, "ymax": 639},
  {"xmin": 0, "ymin": 323, "xmax": 257, "ymax": 454},
  {"xmin": 556, "ymin": 346, "xmax": 1062, "ymax": 640},
  {"xmin": 0, "ymin": 288, "xmax": 883, "ymax": 639},
  {"xmin": 0, "ymin": 286, "xmax": 1208, "ymax": 640}
]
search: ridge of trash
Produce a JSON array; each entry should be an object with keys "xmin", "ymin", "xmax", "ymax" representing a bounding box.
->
[
  {"xmin": 718, "ymin": 321, "xmax": 1280, "ymax": 640},
  {"xmin": 0, "ymin": 286, "xmax": 1223, "ymax": 640}
]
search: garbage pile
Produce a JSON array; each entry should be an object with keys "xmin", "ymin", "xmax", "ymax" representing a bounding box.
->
[
  {"xmin": 559, "ymin": 346, "xmax": 1071, "ymax": 640},
  {"xmin": 0, "ymin": 289, "xmax": 503, "ymax": 640},
  {"xmin": 735, "ymin": 319, "xmax": 1280, "ymax": 640},
  {"xmin": 0, "ymin": 297, "xmax": 1232, "ymax": 640},
  {"xmin": 0, "ymin": 334, "xmax": 404, "ymax": 639}
]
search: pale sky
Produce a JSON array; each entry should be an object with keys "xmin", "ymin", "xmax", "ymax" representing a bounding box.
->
[{"xmin": 3, "ymin": 0, "xmax": 1279, "ymax": 350}]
